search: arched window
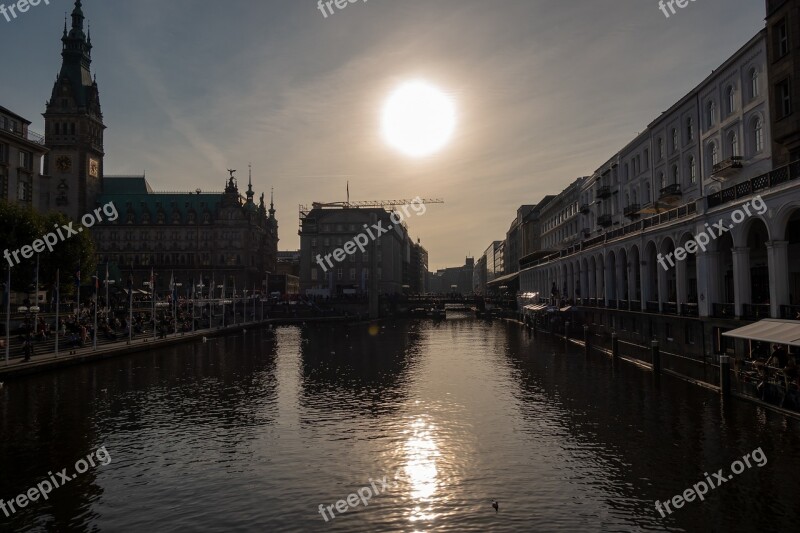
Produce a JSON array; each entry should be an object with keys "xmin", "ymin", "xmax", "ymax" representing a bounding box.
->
[
  {"xmin": 658, "ymin": 138, "xmax": 664, "ymax": 160},
  {"xmin": 708, "ymin": 142, "xmax": 719, "ymax": 168},
  {"xmin": 671, "ymin": 164, "xmax": 679, "ymax": 184},
  {"xmin": 645, "ymin": 182, "xmax": 651, "ymax": 204},
  {"xmin": 687, "ymin": 117, "xmax": 694, "ymax": 141},
  {"xmin": 728, "ymin": 132, "xmax": 739, "ymax": 158},
  {"xmin": 752, "ymin": 117, "xmax": 764, "ymax": 153},
  {"xmin": 750, "ymin": 68, "xmax": 760, "ymax": 99},
  {"xmin": 632, "ymin": 188, "xmax": 638, "ymax": 205},
  {"xmin": 658, "ymin": 172, "xmax": 666, "ymax": 189},
  {"xmin": 688, "ymin": 156, "xmax": 696, "ymax": 184},
  {"xmin": 707, "ymin": 101, "xmax": 716, "ymax": 128},
  {"xmin": 672, "ymin": 128, "xmax": 679, "ymax": 151},
  {"xmin": 726, "ymin": 86, "xmax": 736, "ymax": 115}
]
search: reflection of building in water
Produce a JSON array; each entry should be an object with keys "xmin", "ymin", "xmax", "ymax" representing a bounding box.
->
[{"xmin": 296, "ymin": 323, "xmax": 422, "ymax": 418}]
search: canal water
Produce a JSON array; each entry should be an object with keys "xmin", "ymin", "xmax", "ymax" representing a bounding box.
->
[{"xmin": 0, "ymin": 317, "xmax": 798, "ymax": 532}]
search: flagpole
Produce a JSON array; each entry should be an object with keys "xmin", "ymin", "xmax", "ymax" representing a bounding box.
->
[
  {"xmin": 4, "ymin": 266, "xmax": 10, "ymax": 365},
  {"xmin": 105, "ymin": 262, "xmax": 109, "ymax": 324},
  {"xmin": 191, "ymin": 277, "xmax": 195, "ymax": 334},
  {"xmin": 128, "ymin": 273, "xmax": 133, "ymax": 345},
  {"xmin": 171, "ymin": 271, "xmax": 177, "ymax": 336},
  {"xmin": 76, "ymin": 258, "xmax": 80, "ymax": 319},
  {"xmin": 54, "ymin": 269, "xmax": 60, "ymax": 359},
  {"xmin": 151, "ymin": 268, "xmax": 156, "ymax": 340},
  {"xmin": 93, "ymin": 270, "xmax": 98, "ymax": 351}
]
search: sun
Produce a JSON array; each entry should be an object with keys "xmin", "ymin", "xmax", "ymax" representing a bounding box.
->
[{"xmin": 381, "ymin": 80, "xmax": 456, "ymax": 157}]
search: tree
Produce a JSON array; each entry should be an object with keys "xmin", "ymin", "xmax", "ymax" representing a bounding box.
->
[{"xmin": 0, "ymin": 201, "xmax": 96, "ymax": 296}]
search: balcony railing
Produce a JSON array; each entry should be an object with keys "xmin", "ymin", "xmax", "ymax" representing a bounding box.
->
[
  {"xmin": 598, "ymin": 214, "xmax": 613, "ymax": 227},
  {"xmin": 712, "ymin": 303, "xmax": 735, "ymax": 318},
  {"xmin": 623, "ymin": 204, "xmax": 641, "ymax": 218},
  {"xmin": 781, "ymin": 305, "xmax": 800, "ymax": 320},
  {"xmin": 659, "ymin": 184, "xmax": 682, "ymax": 200},
  {"xmin": 597, "ymin": 186, "xmax": 612, "ymax": 199},
  {"xmin": 519, "ymin": 201, "xmax": 699, "ymax": 271},
  {"xmin": 712, "ymin": 156, "xmax": 743, "ymax": 177},
  {"xmin": 681, "ymin": 303, "xmax": 699, "ymax": 317},
  {"xmin": 742, "ymin": 303, "xmax": 771, "ymax": 321},
  {"xmin": 580, "ymin": 203, "xmax": 590, "ymax": 214},
  {"xmin": 1, "ymin": 124, "xmax": 45, "ymax": 145},
  {"xmin": 708, "ymin": 160, "xmax": 800, "ymax": 209}
]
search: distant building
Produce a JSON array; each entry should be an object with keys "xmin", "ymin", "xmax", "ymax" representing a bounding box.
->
[
  {"xmin": 504, "ymin": 205, "xmax": 536, "ymax": 275},
  {"xmin": 474, "ymin": 241, "xmax": 503, "ymax": 295},
  {"xmin": 299, "ymin": 205, "xmax": 407, "ymax": 296},
  {"xmin": 430, "ymin": 257, "xmax": 474, "ymax": 295},
  {"xmin": 277, "ymin": 250, "xmax": 300, "ymax": 277},
  {"xmin": 0, "ymin": 106, "xmax": 48, "ymax": 208},
  {"xmin": 409, "ymin": 239, "xmax": 429, "ymax": 294},
  {"xmin": 93, "ymin": 173, "xmax": 278, "ymax": 293}
]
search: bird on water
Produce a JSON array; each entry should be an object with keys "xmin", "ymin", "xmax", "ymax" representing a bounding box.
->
[{"xmin": 492, "ymin": 500, "xmax": 499, "ymax": 513}]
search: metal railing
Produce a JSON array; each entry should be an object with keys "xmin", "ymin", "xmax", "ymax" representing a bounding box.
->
[
  {"xmin": 713, "ymin": 303, "xmax": 735, "ymax": 318},
  {"xmin": 742, "ymin": 303, "xmax": 771, "ymax": 321},
  {"xmin": 707, "ymin": 160, "xmax": 800, "ymax": 209}
]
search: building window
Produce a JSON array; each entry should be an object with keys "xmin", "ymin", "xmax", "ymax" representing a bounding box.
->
[
  {"xmin": 688, "ymin": 156, "xmax": 696, "ymax": 184},
  {"xmin": 728, "ymin": 132, "xmax": 739, "ymax": 158},
  {"xmin": 707, "ymin": 101, "xmax": 716, "ymax": 128},
  {"xmin": 671, "ymin": 164, "xmax": 678, "ymax": 185},
  {"xmin": 752, "ymin": 117, "xmax": 764, "ymax": 153},
  {"xmin": 776, "ymin": 18, "xmax": 790, "ymax": 58},
  {"xmin": 658, "ymin": 138, "xmax": 664, "ymax": 160},
  {"xmin": 726, "ymin": 86, "xmax": 735, "ymax": 115},
  {"xmin": 708, "ymin": 142, "xmax": 719, "ymax": 168},
  {"xmin": 671, "ymin": 128, "xmax": 678, "ymax": 152},
  {"xmin": 750, "ymin": 68, "xmax": 760, "ymax": 99},
  {"xmin": 349, "ymin": 268, "xmax": 356, "ymax": 281},
  {"xmin": 686, "ymin": 117, "xmax": 694, "ymax": 141},
  {"xmin": 337, "ymin": 268, "xmax": 343, "ymax": 280},
  {"xmin": 658, "ymin": 172, "xmax": 666, "ymax": 189},
  {"xmin": 311, "ymin": 268, "xmax": 318, "ymax": 281},
  {"xmin": 777, "ymin": 79, "xmax": 792, "ymax": 119}
]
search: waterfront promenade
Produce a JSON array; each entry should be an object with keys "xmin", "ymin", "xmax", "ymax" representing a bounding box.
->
[{"xmin": 0, "ymin": 313, "xmax": 357, "ymax": 379}]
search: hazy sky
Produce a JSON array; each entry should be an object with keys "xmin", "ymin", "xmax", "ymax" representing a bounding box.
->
[{"xmin": 2, "ymin": 0, "xmax": 764, "ymax": 269}]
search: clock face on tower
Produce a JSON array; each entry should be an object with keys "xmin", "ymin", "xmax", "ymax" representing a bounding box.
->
[
  {"xmin": 56, "ymin": 156, "xmax": 72, "ymax": 173},
  {"xmin": 89, "ymin": 158, "xmax": 99, "ymax": 178}
]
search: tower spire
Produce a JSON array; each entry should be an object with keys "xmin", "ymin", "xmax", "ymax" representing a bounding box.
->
[{"xmin": 269, "ymin": 187, "xmax": 275, "ymax": 218}]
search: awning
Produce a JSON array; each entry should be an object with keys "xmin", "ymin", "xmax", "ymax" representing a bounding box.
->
[
  {"xmin": 523, "ymin": 304, "xmax": 547, "ymax": 312},
  {"xmin": 722, "ymin": 319, "xmax": 800, "ymax": 347}
]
